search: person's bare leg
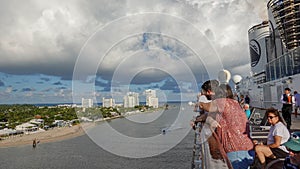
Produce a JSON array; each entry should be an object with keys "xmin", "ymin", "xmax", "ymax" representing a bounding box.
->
[{"xmin": 255, "ymin": 145, "xmax": 275, "ymax": 168}]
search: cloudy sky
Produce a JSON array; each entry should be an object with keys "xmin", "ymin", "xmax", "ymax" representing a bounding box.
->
[{"xmin": 0, "ymin": 0, "xmax": 269, "ymax": 104}]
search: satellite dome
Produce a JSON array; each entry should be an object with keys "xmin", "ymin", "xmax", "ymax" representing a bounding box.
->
[
  {"xmin": 218, "ymin": 69, "xmax": 231, "ymax": 84},
  {"xmin": 233, "ymin": 75, "xmax": 242, "ymax": 84}
]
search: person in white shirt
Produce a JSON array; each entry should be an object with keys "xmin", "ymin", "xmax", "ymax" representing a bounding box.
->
[{"xmin": 255, "ymin": 108, "xmax": 290, "ymax": 169}]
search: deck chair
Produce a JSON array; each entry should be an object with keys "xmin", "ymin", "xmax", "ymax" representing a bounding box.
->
[{"xmin": 249, "ymin": 108, "xmax": 271, "ymax": 141}]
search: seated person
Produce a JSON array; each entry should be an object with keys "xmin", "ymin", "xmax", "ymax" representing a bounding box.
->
[
  {"xmin": 244, "ymin": 103, "xmax": 251, "ymax": 119},
  {"xmin": 254, "ymin": 108, "xmax": 290, "ymax": 169},
  {"xmin": 283, "ymin": 132, "xmax": 300, "ymax": 169}
]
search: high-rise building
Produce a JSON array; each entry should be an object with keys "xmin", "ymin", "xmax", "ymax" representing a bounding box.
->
[
  {"xmin": 123, "ymin": 92, "xmax": 139, "ymax": 108},
  {"xmin": 82, "ymin": 98, "xmax": 93, "ymax": 108},
  {"xmin": 102, "ymin": 97, "xmax": 115, "ymax": 108},
  {"xmin": 148, "ymin": 97, "xmax": 158, "ymax": 108},
  {"xmin": 144, "ymin": 89, "xmax": 158, "ymax": 108}
]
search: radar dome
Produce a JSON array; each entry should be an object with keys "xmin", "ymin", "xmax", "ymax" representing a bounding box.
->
[
  {"xmin": 233, "ymin": 75, "xmax": 242, "ymax": 84},
  {"xmin": 218, "ymin": 69, "xmax": 231, "ymax": 84}
]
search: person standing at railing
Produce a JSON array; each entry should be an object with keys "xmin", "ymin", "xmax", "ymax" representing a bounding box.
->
[
  {"xmin": 281, "ymin": 88, "xmax": 294, "ymax": 130},
  {"xmin": 245, "ymin": 95, "xmax": 251, "ymax": 105},
  {"xmin": 200, "ymin": 83, "xmax": 254, "ymax": 169},
  {"xmin": 240, "ymin": 94, "xmax": 245, "ymax": 107},
  {"xmin": 191, "ymin": 80, "xmax": 219, "ymax": 129},
  {"xmin": 293, "ymin": 91, "xmax": 300, "ymax": 118}
]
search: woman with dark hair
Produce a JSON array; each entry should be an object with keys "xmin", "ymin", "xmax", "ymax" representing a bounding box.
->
[
  {"xmin": 200, "ymin": 83, "xmax": 254, "ymax": 169},
  {"xmin": 254, "ymin": 107, "xmax": 290, "ymax": 169}
]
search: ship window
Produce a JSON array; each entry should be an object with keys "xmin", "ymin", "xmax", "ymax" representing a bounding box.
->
[
  {"xmin": 266, "ymin": 66, "xmax": 271, "ymax": 82},
  {"xmin": 275, "ymin": 59, "xmax": 281, "ymax": 79},
  {"xmin": 293, "ymin": 48, "xmax": 300, "ymax": 74},
  {"xmin": 280, "ymin": 56, "xmax": 286, "ymax": 77},
  {"xmin": 277, "ymin": 86, "xmax": 282, "ymax": 102},
  {"xmin": 286, "ymin": 53, "xmax": 293, "ymax": 75},
  {"xmin": 270, "ymin": 61, "xmax": 276, "ymax": 80}
]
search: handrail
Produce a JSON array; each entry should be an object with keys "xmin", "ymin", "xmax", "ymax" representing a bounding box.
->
[{"xmin": 191, "ymin": 121, "xmax": 206, "ymax": 169}]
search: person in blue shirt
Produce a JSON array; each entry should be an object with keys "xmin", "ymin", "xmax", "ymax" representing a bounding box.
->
[{"xmin": 243, "ymin": 103, "xmax": 251, "ymax": 119}]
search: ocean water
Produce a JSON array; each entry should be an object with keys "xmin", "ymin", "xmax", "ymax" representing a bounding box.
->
[{"xmin": 0, "ymin": 103, "xmax": 196, "ymax": 169}]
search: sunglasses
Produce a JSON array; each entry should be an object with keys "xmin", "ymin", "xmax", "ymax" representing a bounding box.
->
[
  {"xmin": 267, "ymin": 116, "xmax": 277, "ymax": 119},
  {"xmin": 292, "ymin": 133, "xmax": 300, "ymax": 140}
]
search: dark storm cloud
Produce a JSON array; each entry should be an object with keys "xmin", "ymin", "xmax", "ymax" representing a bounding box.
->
[
  {"xmin": 0, "ymin": 80, "xmax": 4, "ymax": 86},
  {"xmin": 41, "ymin": 77, "xmax": 51, "ymax": 82},
  {"xmin": 42, "ymin": 88, "xmax": 52, "ymax": 92},
  {"xmin": 53, "ymin": 81, "xmax": 63, "ymax": 85},
  {"xmin": 21, "ymin": 88, "xmax": 35, "ymax": 92},
  {"xmin": 101, "ymin": 86, "xmax": 112, "ymax": 92},
  {"xmin": 95, "ymin": 79, "xmax": 111, "ymax": 91},
  {"xmin": 57, "ymin": 86, "xmax": 67, "ymax": 90},
  {"xmin": 95, "ymin": 80, "xmax": 108, "ymax": 87},
  {"xmin": 160, "ymin": 78, "xmax": 180, "ymax": 93},
  {"xmin": 95, "ymin": 80, "xmax": 122, "ymax": 92}
]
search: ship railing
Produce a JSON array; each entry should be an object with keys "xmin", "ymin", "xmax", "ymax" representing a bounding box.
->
[
  {"xmin": 191, "ymin": 120, "xmax": 206, "ymax": 169},
  {"xmin": 191, "ymin": 115, "xmax": 234, "ymax": 169},
  {"xmin": 250, "ymin": 99, "xmax": 285, "ymax": 110},
  {"xmin": 266, "ymin": 47, "xmax": 300, "ymax": 82}
]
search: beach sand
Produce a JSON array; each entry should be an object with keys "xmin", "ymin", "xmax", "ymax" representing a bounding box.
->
[{"xmin": 0, "ymin": 123, "xmax": 94, "ymax": 148}]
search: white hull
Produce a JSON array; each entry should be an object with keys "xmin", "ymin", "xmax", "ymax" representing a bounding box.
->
[{"xmin": 239, "ymin": 73, "xmax": 300, "ymax": 110}]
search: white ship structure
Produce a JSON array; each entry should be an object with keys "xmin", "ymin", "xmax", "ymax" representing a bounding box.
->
[{"xmin": 237, "ymin": 0, "xmax": 300, "ymax": 110}]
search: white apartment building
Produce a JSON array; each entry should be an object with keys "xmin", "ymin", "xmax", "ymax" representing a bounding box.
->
[
  {"xmin": 144, "ymin": 89, "xmax": 158, "ymax": 108},
  {"xmin": 82, "ymin": 98, "xmax": 93, "ymax": 108},
  {"xmin": 102, "ymin": 97, "xmax": 115, "ymax": 107},
  {"xmin": 123, "ymin": 92, "xmax": 139, "ymax": 108},
  {"xmin": 148, "ymin": 97, "xmax": 158, "ymax": 108}
]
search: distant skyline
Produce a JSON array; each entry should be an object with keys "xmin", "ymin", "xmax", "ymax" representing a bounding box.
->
[{"xmin": 0, "ymin": 0, "xmax": 269, "ymax": 104}]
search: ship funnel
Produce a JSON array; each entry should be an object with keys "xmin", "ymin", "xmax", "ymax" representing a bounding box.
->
[{"xmin": 218, "ymin": 69, "xmax": 231, "ymax": 84}]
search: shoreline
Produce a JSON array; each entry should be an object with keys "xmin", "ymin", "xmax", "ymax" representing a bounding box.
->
[
  {"xmin": 0, "ymin": 122, "xmax": 94, "ymax": 148},
  {"xmin": 0, "ymin": 107, "xmax": 168, "ymax": 148}
]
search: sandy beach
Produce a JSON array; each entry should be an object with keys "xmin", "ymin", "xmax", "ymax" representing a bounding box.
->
[
  {"xmin": 0, "ymin": 110, "xmax": 161, "ymax": 148},
  {"xmin": 0, "ymin": 123, "xmax": 94, "ymax": 148}
]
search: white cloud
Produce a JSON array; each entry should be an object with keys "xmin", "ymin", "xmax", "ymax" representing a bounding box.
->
[
  {"xmin": 0, "ymin": 0, "xmax": 268, "ymax": 78},
  {"xmin": 5, "ymin": 86, "xmax": 13, "ymax": 93},
  {"xmin": 0, "ymin": 0, "xmax": 270, "ymax": 103}
]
